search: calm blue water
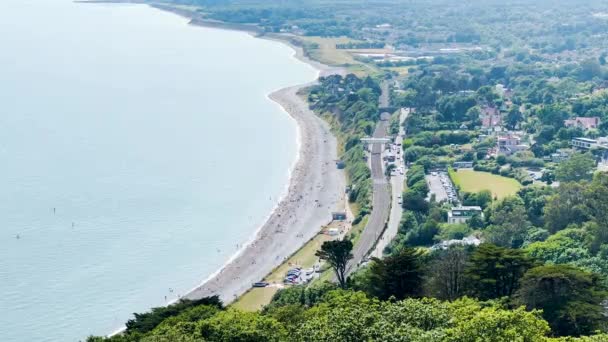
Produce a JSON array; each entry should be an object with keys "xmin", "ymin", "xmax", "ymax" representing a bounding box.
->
[{"xmin": 0, "ymin": 1, "xmax": 316, "ymax": 341}]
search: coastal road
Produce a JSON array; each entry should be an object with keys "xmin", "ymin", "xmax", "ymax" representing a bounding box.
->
[
  {"xmin": 346, "ymin": 116, "xmax": 391, "ymax": 275},
  {"xmin": 372, "ymin": 108, "xmax": 409, "ymax": 257}
]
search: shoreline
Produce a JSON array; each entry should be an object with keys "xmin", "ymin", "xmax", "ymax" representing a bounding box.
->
[{"xmin": 98, "ymin": 0, "xmax": 347, "ymax": 336}]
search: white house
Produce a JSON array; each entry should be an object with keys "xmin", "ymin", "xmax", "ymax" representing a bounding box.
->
[{"xmin": 447, "ymin": 206, "xmax": 483, "ymax": 224}]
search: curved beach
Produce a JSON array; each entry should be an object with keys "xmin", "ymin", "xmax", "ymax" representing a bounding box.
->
[
  {"xmin": 124, "ymin": 1, "xmax": 349, "ymax": 306},
  {"xmin": 184, "ymin": 77, "xmax": 345, "ymax": 304}
]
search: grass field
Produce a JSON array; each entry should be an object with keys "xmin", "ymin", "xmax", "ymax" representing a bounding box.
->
[
  {"xmin": 449, "ymin": 169, "xmax": 521, "ymax": 199},
  {"xmin": 232, "ymin": 287, "xmax": 279, "ymax": 312},
  {"xmin": 287, "ymin": 36, "xmax": 383, "ymax": 76},
  {"xmin": 296, "ymin": 36, "xmax": 360, "ymax": 65}
]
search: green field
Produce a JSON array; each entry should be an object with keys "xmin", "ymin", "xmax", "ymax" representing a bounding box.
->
[{"xmin": 449, "ymin": 169, "xmax": 521, "ymax": 199}]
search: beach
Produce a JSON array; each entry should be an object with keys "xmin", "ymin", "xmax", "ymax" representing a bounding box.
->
[
  {"xmin": 122, "ymin": 3, "xmax": 347, "ymax": 305},
  {"xmin": 184, "ymin": 82, "xmax": 345, "ymax": 303}
]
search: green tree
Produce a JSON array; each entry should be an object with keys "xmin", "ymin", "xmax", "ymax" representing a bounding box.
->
[
  {"xmin": 465, "ymin": 244, "xmax": 536, "ymax": 300},
  {"xmin": 555, "ymin": 153, "xmax": 595, "ymax": 182},
  {"xmin": 265, "ymin": 282, "xmax": 338, "ymax": 310},
  {"xmin": 315, "ymin": 239, "xmax": 353, "ymax": 288},
  {"xmin": 505, "ymin": 107, "xmax": 523, "ymax": 130},
  {"xmin": 484, "ymin": 197, "xmax": 531, "ymax": 248},
  {"xmin": 426, "ymin": 247, "xmax": 469, "ymax": 300},
  {"xmin": 406, "ymin": 219, "xmax": 440, "ymax": 246},
  {"xmin": 446, "ymin": 306, "xmax": 550, "ymax": 341},
  {"xmin": 544, "ymin": 182, "xmax": 589, "ymax": 233},
  {"xmin": 514, "ymin": 265, "xmax": 608, "ymax": 336},
  {"xmin": 198, "ymin": 309, "xmax": 287, "ymax": 341},
  {"xmin": 124, "ymin": 296, "xmax": 222, "ymax": 335},
  {"xmin": 365, "ymin": 248, "xmax": 424, "ymax": 300},
  {"xmin": 583, "ymin": 173, "xmax": 608, "ymax": 250}
]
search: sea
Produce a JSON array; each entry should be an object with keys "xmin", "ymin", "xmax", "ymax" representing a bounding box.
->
[{"xmin": 0, "ymin": 1, "xmax": 317, "ymax": 341}]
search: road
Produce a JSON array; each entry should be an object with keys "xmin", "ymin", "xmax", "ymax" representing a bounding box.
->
[
  {"xmin": 372, "ymin": 108, "xmax": 409, "ymax": 257},
  {"xmin": 346, "ymin": 116, "xmax": 391, "ymax": 274}
]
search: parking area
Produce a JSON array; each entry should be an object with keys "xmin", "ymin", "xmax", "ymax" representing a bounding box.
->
[
  {"xmin": 426, "ymin": 171, "xmax": 458, "ymax": 203},
  {"xmin": 282, "ymin": 265, "xmax": 317, "ymax": 285}
]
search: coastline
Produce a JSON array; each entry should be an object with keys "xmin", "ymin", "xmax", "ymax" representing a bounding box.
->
[
  {"xmin": 97, "ymin": 0, "xmax": 347, "ymax": 335},
  {"xmin": 178, "ymin": 26, "xmax": 345, "ymax": 302}
]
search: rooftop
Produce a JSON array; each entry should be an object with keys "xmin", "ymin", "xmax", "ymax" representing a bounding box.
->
[{"xmin": 450, "ymin": 206, "xmax": 482, "ymax": 211}]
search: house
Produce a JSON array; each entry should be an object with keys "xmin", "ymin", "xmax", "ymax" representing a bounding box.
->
[
  {"xmin": 571, "ymin": 137, "xmax": 600, "ymax": 149},
  {"xmin": 431, "ymin": 236, "xmax": 482, "ymax": 250},
  {"xmin": 551, "ymin": 149, "xmax": 572, "ymax": 163},
  {"xmin": 447, "ymin": 206, "xmax": 483, "ymax": 224},
  {"xmin": 564, "ymin": 117, "xmax": 601, "ymax": 130},
  {"xmin": 479, "ymin": 106, "xmax": 502, "ymax": 132},
  {"xmin": 497, "ymin": 133, "xmax": 529, "ymax": 155},
  {"xmin": 453, "ymin": 161, "xmax": 473, "ymax": 169}
]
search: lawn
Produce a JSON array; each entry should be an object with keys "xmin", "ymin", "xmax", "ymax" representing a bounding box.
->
[
  {"xmin": 296, "ymin": 36, "xmax": 361, "ymax": 65},
  {"xmin": 449, "ymin": 169, "xmax": 521, "ymax": 199},
  {"xmin": 232, "ymin": 287, "xmax": 278, "ymax": 312},
  {"xmin": 285, "ymin": 36, "xmax": 383, "ymax": 76}
]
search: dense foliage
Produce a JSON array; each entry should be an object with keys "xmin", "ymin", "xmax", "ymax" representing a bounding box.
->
[{"xmin": 308, "ymin": 74, "xmax": 381, "ymax": 222}]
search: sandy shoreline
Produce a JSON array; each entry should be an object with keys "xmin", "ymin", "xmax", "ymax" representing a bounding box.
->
[
  {"xmin": 88, "ymin": 0, "xmax": 347, "ymax": 332},
  {"xmin": 180, "ymin": 29, "xmax": 346, "ymax": 304}
]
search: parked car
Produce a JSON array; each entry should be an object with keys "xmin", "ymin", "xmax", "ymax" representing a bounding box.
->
[{"xmin": 252, "ymin": 282, "xmax": 269, "ymax": 288}]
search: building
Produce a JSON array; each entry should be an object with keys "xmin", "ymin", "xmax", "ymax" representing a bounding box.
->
[
  {"xmin": 480, "ymin": 106, "xmax": 502, "ymax": 130},
  {"xmin": 447, "ymin": 206, "xmax": 483, "ymax": 224},
  {"xmin": 571, "ymin": 137, "xmax": 601, "ymax": 149},
  {"xmin": 564, "ymin": 117, "xmax": 601, "ymax": 130},
  {"xmin": 453, "ymin": 161, "xmax": 473, "ymax": 169},
  {"xmin": 497, "ymin": 133, "xmax": 529, "ymax": 155},
  {"xmin": 431, "ymin": 236, "xmax": 482, "ymax": 250},
  {"xmin": 551, "ymin": 149, "xmax": 572, "ymax": 163}
]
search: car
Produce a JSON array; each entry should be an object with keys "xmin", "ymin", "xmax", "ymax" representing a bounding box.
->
[{"xmin": 253, "ymin": 282, "xmax": 269, "ymax": 288}]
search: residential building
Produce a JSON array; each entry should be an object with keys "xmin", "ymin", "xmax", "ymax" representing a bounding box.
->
[
  {"xmin": 497, "ymin": 133, "xmax": 529, "ymax": 155},
  {"xmin": 447, "ymin": 206, "xmax": 483, "ymax": 224},
  {"xmin": 571, "ymin": 137, "xmax": 600, "ymax": 149},
  {"xmin": 564, "ymin": 117, "xmax": 601, "ymax": 130},
  {"xmin": 551, "ymin": 149, "xmax": 572, "ymax": 163},
  {"xmin": 453, "ymin": 161, "xmax": 473, "ymax": 169},
  {"xmin": 431, "ymin": 236, "xmax": 482, "ymax": 250},
  {"xmin": 480, "ymin": 106, "xmax": 502, "ymax": 130}
]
